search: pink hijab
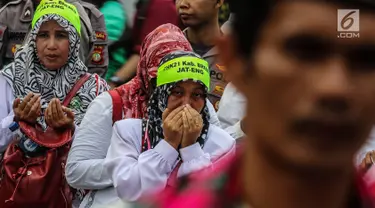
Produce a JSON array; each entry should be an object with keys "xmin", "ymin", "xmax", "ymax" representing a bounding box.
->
[{"xmin": 115, "ymin": 23, "xmax": 193, "ymax": 119}]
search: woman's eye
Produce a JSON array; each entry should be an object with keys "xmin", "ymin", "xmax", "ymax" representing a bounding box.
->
[
  {"xmin": 171, "ymin": 91, "xmax": 183, "ymax": 96},
  {"xmin": 193, "ymin": 93, "xmax": 204, "ymax": 98},
  {"xmin": 56, "ymin": 33, "xmax": 68, "ymax": 39},
  {"xmin": 37, "ymin": 33, "xmax": 48, "ymax": 38}
]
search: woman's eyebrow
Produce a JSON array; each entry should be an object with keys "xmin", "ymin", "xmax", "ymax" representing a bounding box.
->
[
  {"xmin": 55, "ymin": 30, "xmax": 68, "ymax": 34},
  {"xmin": 173, "ymin": 86, "xmax": 183, "ymax": 90}
]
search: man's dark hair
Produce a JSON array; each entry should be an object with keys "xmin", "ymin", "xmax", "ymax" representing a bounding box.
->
[{"xmin": 231, "ymin": 0, "xmax": 375, "ymax": 58}]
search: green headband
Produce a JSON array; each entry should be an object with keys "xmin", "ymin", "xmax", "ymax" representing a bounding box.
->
[
  {"xmin": 157, "ymin": 56, "xmax": 210, "ymax": 89},
  {"xmin": 32, "ymin": 0, "xmax": 81, "ymax": 36}
]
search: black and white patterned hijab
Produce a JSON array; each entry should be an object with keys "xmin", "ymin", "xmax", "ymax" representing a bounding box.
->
[
  {"xmin": 141, "ymin": 51, "xmax": 210, "ymax": 152},
  {"xmin": 1, "ymin": 14, "xmax": 94, "ymax": 129}
]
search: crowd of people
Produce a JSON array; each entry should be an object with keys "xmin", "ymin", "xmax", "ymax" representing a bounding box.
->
[{"xmin": 1, "ymin": 0, "xmax": 375, "ymax": 208}]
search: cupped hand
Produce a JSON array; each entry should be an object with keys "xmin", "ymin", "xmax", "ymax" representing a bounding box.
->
[
  {"xmin": 162, "ymin": 105, "xmax": 185, "ymax": 149},
  {"xmin": 45, "ymin": 98, "xmax": 75, "ymax": 132},
  {"xmin": 13, "ymin": 92, "xmax": 41, "ymax": 124},
  {"xmin": 181, "ymin": 105, "xmax": 203, "ymax": 148}
]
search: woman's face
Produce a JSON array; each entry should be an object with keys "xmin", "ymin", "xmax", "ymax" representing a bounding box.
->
[
  {"xmin": 167, "ymin": 80, "xmax": 206, "ymax": 113},
  {"xmin": 36, "ymin": 20, "xmax": 69, "ymax": 70}
]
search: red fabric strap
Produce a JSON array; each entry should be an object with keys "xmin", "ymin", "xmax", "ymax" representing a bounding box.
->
[
  {"xmin": 166, "ymin": 161, "xmax": 182, "ymax": 188},
  {"xmin": 62, "ymin": 73, "xmax": 91, "ymax": 107},
  {"xmin": 108, "ymin": 89, "xmax": 123, "ymax": 124}
]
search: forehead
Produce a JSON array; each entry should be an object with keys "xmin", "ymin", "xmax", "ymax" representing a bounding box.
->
[
  {"xmin": 177, "ymin": 0, "xmax": 215, "ymax": 5},
  {"xmin": 261, "ymin": 1, "xmax": 375, "ymax": 46},
  {"xmin": 39, "ymin": 20, "xmax": 64, "ymax": 31},
  {"xmin": 175, "ymin": 80, "xmax": 204, "ymax": 88}
]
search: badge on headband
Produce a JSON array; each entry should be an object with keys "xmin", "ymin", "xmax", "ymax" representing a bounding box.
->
[{"xmin": 157, "ymin": 56, "xmax": 210, "ymax": 89}]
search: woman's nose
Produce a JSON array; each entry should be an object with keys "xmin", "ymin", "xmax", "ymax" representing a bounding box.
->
[
  {"xmin": 46, "ymin": 37, "xmax": 57, "ymax": 49},
  {"xmin": 181, "ymin": 95, "xmax": 192, "ymax": 106}
]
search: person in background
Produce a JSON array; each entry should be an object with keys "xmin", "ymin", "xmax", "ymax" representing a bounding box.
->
[
  {"xmin": 65, "ymin": 24, "xmax": 220, "ymax": 208},
  {"xmin": 217, "ymin": 82, "xmax": 246, "ymax": 140},
  {"xmin": 0, "ymin": 0, "xmax": 109, "ymax": 206},
  {"xmin": 176, "ymin": 0, "xmax": 227, "ymax": 111},
  {"xmin": 137, "ymin": 0, "xmax": 375, "ymax": 207},
  {"xmin": 101, "ymin": 0, "xmax": 127, "ymax": 81},
  {"xmin": 121, "ymin": 0, "xmax": 137, "ymax": 28},
  {"xmin": 103, "ymin": 50, "xmax": 235, "ymax": 202},
  {"xmin": 0, "ymin": 0, "xmax": 109, "ymax": 77},
  {"xmin": 108, "ymin": 0, "xmax": 179, "ymax": 88},
  {"xmin": 85, "ymin": 0, "xmax": 128, "ymax": 81},
  {"xmin": 216, "ymin": 3, "xmax": 245, "ymax": 140}
]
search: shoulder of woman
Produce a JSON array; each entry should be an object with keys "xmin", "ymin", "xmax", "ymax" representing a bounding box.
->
[
  {"xmin": 83, "ymin": 91, "xmax": 112, "ymax": 113},
  {"xmin": 0, "ymin": 72, "xmax": 12, "ymax": 93},
  {"xmin": 114, "ymin": 118, "xmax": 142, "ymax": 129},
  {"xmin": 0, "ymin": 63, "xmax": 15, "ymax": 88},
  {"xmin": 83, "ymin": 73, "xmax": 110, "ymax": 93},
  {"xmin": 0, "ymin": 72, "xmax": 7, "ymax": 84},
  {"xmin": 1, "ymin": 62, "xmax": 15, "ymax": 77},
  {"xmin": 208, "ymin": 124, "xmax": 232, "ymax": 136},
  {"xmin": 112, "ymin": 119, "xmax": 143, "ymax": 141},
  {"xmin": 206, "ymin": 124, "xmax": 236, "ymax": 147},
  {"xmin": 70, "ymin": 74, "xmax": 109, "ymax": 110},
  {"xmin": 91, "ymin": 73, "xmax": 110, "ymax": 87}
]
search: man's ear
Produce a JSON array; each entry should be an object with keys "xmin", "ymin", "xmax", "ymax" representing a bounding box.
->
[
  {"xmin": 216, "ymin": 0, "xmax": 224, "ymax": 9},
  {"xmin": 216, "ymin": 35, "xmax": 249, "ymax": 94}
]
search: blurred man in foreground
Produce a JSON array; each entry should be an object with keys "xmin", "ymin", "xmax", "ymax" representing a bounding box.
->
[{"xmin": 138, "ymin": 0, "xmax": 375, "ymax": 207}]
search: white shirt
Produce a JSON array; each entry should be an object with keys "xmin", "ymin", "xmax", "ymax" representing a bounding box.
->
[
  {"xmin": 221, "ymin": 13, "xmax": 234, "ymax": 34},
  {"xmin": 0, "ymin": 74, "xmax": 17, "ymax": 153},
  {"xmin": 104, "ymin": 119, "xmax": 235, "ymax": 202},
  {"xmin": 65, "ymin": 92, "xmax": 221, "ymax": 208},
  {"xmin": 217, "ymin": 83, "xmax": 246, "ymax": 139}
]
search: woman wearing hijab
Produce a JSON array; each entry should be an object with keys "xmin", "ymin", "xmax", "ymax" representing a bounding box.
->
[
  {"xmin": 65, "ymin": 23, "xmax": 220, "ymax": 208},
  {"xmin": 103, "ymin": 50, "xmax": 235, "ymax": 202},
  {"xmin": 0, "ymin": 0, "xmax": 108, "ymax": 205}
]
